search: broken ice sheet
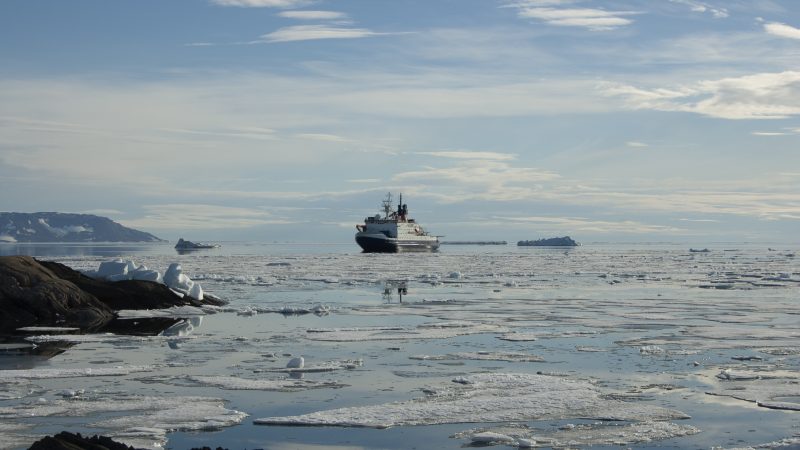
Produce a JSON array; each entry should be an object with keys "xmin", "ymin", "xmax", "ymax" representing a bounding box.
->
[
  {"xmin": 254, "ymin": 372, "xmax": 690, "ymax": 428},
  {"xmin": 409, "ymin": 351, "xmax": 544, "ymax": 362},
  {"xmin": 452, "ymin": 421, "xmax": 701, "ymax": 447},
  {"xmin": 0, "ymin": 394, "xmax": 246, "ymax": 450},
  {"xmin": 706, "ymin": 370, "xmax": 800, "ymax": 412}
]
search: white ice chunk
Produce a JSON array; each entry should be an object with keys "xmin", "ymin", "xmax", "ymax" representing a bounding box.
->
[
  {"xmin": 96, "ymin": 259, "xmax": 130, "ymax": 280},
  {"xmin": 287, "ymin": 357, "xmax": 304, "ymax": 369},
  {"xmin": 188, "ymin": 282, "xmax": 203, "ymax": 301}
]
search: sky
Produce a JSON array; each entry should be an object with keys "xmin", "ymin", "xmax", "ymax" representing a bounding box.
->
[{"xmin": 1, "ymin": 0, "xmax": 799, "ymax": 243}]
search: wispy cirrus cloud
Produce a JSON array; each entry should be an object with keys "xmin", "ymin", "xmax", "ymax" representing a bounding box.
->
[
  {"xmin": 259, "ymin": 25, "xmax": 383, "ymax": 43},
  {"xmin": 507, "ymin": 1, "xmax": 639, "ymax": 31},
  {"xmin": 414, "ymin": 151, "xmax": 516, "ymax": 161},
  {"xmin": 669, "ymin": 0, "xmax": 728, "ymax": 18},
  {"xmin": 121, "ymin": 204, "xmax": 295, "ymax": 230},
  {"xmin": 603, "ymin": 71, "xmax": 800, "ymax": 119},
  {"xmin": 211, "ymin": 0, "xmax": 313, "ymax": 8},
  {"xmin": 764, "ymin": 21, "xmax": 800, "ymax": 40},
  {"xmin": 278, "ymin": 10, "xmax": 348, "ymax": 21}
]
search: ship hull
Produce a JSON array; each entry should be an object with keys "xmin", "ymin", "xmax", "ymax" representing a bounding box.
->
[{"xmin": 356, "ymin": 234, "xmax": 439, "ymax": 253}]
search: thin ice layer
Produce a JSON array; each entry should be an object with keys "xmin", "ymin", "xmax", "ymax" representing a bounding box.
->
[{"xmin": 255, "ymin": 372, "xmax": 690, "ymax": 428}]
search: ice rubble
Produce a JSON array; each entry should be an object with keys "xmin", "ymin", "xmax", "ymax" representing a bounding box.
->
[
  {"xmin": 305, "ymin": 321, "xmax": 507, "ymax": 342},
  {"xmin": 452, "ymin": 421, "xmax": 701, "ymax": 448},
  {"xmin": 86, "ymin": 260, "xmax": 204, "ymax": 300},
  {"xmin": 116, "ymin": 305, "xmax": 207, "ymax": 318},
  {"xmin": 409, "ymin": 352, "xmax": 544, "ymax": 362},
  {"xmin": 254, "ymin": 372, "xmax": 690, "ymax": 428}
]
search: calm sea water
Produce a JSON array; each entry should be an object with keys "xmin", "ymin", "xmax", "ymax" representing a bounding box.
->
[{"xmin": 1, "ymin": 242, "xmax": 798, "ymax": 449}]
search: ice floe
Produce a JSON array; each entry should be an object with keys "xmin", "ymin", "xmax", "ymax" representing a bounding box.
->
[
  {"xmin": 116, "ymin": 305, "xmax": 207, "ymax": 318},
  {"xmin": 305, "ymin": 322, "xmax": 507, "ymax": 342},
  {"xmin": 254, "ymin": 372, "xmax": 690, "ymax": 428},
  {"xmin": 0, "ymin": 366, "xmax": 153, "ymax": 380},
  {"xmin": 0, "ymin": 393, "xmax": 246, "ymax": 450},
  {"xmin": 409, "ymin": 351, "xmax": 543, "ymax": 362},
  {"xmin": 258, "ymin": 358, "xmax": 363, "ymax": 373},
  {"xmin": 181, "ymin": 375, "xmax": 346, "ymax": 391},
  {"xmin": 452, "ymin": 421, "xmax": 701, "ymax": 448}
]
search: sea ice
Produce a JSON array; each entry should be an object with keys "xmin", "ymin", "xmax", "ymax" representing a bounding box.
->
[
  {"xmin": 182, "ymin": 375, "xmax": 346, "ymax": 391},
  {"xmin": 0, "ymin": 366, "xmax": 153, "ymax": 380},
  {"xmin": 254, "ymin": 372, "xmax": 690, "ymax": 428},
  {"xmin": 116, "ymin": 305, "xmax": 206, "ymax": 318},
  {"xmin": 453, "ymin": 421, "xmax": 701, "ymax": 448},
  {"xmin": 305, "ymin": 322, "xmax": 506, "ymax": 342},
  {"xmin": 409, "ymin": 351, "xmax": 544, "ymax": 362},
  {"xmin": 261, "ymin": 359, "xmax": 364, "ymax": 373}
]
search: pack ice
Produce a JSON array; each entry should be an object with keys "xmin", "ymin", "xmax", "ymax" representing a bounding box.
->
[{"xmin": 254, "ymin": 372, "xmax": 690, "ymax": 428}]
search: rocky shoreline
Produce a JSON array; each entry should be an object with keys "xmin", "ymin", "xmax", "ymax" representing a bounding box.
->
[{"xmin": 0, "ymin": 255, "xmax": 225, "ymax": 335}]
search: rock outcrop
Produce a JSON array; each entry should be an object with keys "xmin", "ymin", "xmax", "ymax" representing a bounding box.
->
[
  {"xmin": 0, "ymin": 256, "xmax": 224, "ymax": 334},
  {"xmin": 27, "ymin": 431, "xmax": 139, "ymax": 450}
]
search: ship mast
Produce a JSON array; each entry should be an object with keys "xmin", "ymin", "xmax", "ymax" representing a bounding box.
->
[{"xmin": 381, "ymin": 192, "xmax": 394, "ymax": 219}]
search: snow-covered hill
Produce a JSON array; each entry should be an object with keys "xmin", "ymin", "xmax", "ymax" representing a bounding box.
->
[{"xmin": 0, "ymin": 212, "xmax": 162, "ymax": 242}]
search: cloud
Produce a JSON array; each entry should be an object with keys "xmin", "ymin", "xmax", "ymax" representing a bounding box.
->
[
  {"xmin": 293, "ymin": 133, "xmax": 350, "ymax": 142},
  {"xmin": 495, "ymin": 215, "xmax": 685, "ymax": 234},
  {"xmin": 414, "ymin": 151, "xmax": 516, "ymax": 161},
  {"xmin": 278, "ymin": 10, "xmax": 348, "ymax": 20},
  {"xmin": 626, "ymin": 141, "xmax": 648, "ymax": 148},
  {"xmin": 669, "ymin": 0, "xmax": 728, "ymax": 18},
  {"xmin": 392, "ymin": 161, "xmax": 560, "ymax": 202},
  {"xmin": 259, "ymin": 25, "xmax": 382, "ymax": 43},
  {"xmin": 121, "ymin": 204, "xmax": 295, "ymax": 230},
  {"xmin": 211, "ymin": 0, "xmax": 313, "ymax": 7},
  {"xmin": 602, "ymin": 71, "xmax": 800, "ymax": 119},
  {"xmin": 764, "ymin": 22, "xmax": 800, "ymax": 40},
  {"xmin": 751, "ymin": 131, "xmax": 789, "ymax": 136},
  {"xmin": 508, "ymin": 1, "xmax": 639, "ymax": 31}
]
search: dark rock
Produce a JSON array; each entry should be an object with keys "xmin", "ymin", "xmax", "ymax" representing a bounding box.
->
[
  {"xmin": 0, "ymin": 256, "xmax": 225, "ymax": 334},
  {"xmin": 27, "ymin": 431, "xmax": 140, "ymax": 450},
  {"xmin": 517, "ymin": 236, "xmax": 579, "ymax": 247},
  {"xmin": 0, "ymin": 256, "xmax": 114, "ymax": 332}
]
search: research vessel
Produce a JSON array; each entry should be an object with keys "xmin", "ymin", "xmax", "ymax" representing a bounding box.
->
[{"xmin": 355, "ymin": 193, "xmax": 439, "ymax": 253}]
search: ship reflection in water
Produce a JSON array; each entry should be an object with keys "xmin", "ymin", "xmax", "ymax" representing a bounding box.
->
[{"xmin": 383, "ymin": 281, "xmax": 408, "ymax": 303}]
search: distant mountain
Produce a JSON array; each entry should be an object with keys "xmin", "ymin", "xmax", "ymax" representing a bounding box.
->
[{"xmin": 0, "ymin": 212, "xmax": 163, "ymax": 243}]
